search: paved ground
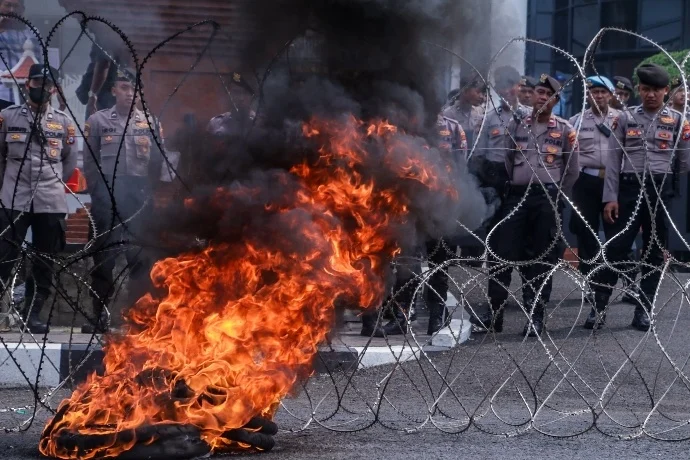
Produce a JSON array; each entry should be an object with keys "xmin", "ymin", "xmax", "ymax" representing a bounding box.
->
[{"xmin": 2, "ymin": 266, "xmax": 690, "ymax": 458}]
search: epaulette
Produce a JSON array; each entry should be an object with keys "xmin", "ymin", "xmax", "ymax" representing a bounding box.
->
[{"xmin": 553, "ymin": 114, "xmax": 569, "ymax": 124}]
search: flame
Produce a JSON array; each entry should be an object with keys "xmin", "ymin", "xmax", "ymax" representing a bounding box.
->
[{"xmin": 40, "ymin": 116, "xmax": 456, "ymax": 459}]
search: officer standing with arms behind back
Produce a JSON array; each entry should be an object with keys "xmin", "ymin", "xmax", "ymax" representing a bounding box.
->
[
  {"xmin": 0, "ymin": 63, "xmax": 76, "ymax": 333},
  {"xmin": 474, "ymin": 74, "xmax": 579, "ymax": 336},
  {"xmin": 82, "ymin": 68, "xmax": 164, "ymax": 334},
  {"xmin": 593, "ymin": 64, "xmax": 690, "ymax": 331},
  {"xmin": 568, "ymin": 76, "xmax": 620, "ymax": 328}
]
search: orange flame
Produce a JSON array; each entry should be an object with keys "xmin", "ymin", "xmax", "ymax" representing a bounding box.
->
[{"xmin": 40, "ymin": 116, "xmax": 456, "ymax": 458}]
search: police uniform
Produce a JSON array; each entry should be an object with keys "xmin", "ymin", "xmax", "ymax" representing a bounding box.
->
[
  {"xmin": 481, "ymin": 74, "xmax": 579, "ymax": 336},
  {"xmin": 470, "ymin": 66, "xmax": 534, "ymax": 318},
  {"xmin": 594, "ymin": 64, "xmax": 690, "ymax": 332},
  {"xmin": 82, "ymin": 68, "xmax": 164, "ymax": 333},
  {"xmin": 567, "ymin": 76, "xmax": 621, "ymax": 328},
  {"xmin": 0, "ymin": 64, "xmax": 76, "ymax": 333}
]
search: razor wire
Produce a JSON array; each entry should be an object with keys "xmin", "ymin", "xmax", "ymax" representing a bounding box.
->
[{"xmin": 0, "ymin": 12, "xmax": 689, "ymax": 450}]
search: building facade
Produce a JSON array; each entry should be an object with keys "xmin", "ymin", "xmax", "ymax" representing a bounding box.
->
[{"xmin": 526, "ymin": 0, "xmax": 690, "ymax": 116}]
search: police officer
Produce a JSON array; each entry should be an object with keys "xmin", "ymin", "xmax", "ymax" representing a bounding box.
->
[
  {"xmin": 0, "ymin": 63, "xmax": 76, "ymax": 333},
  {"xmin": 567, "ymin": 76, "xmax": 620, "ymax": 328},
  {"xmin": 474, "ymin": 74, "xmax": 579, "ymax": 336},
  {"xmin": 518, "ymin": 76, "xmax": 537, "ymax": 108},
  {"xmin": 442, "ymin": 73, "xmax": 486, "ymax": 150},
  {"xmin": 361, "ymin": 114, "xmax": 468, "ymax": 337},
  {"xmin": 611, "ymin": 76, "xmax": 634, "ymax": 110},
  {"xmin": 670, "ymin": 77, "xmax": 688, "ymax": 114},
  {"xmin": 469, "ymin": 66, "xmax": 533, "ymax": 328},
  {"xmin": 594, "ymin": 63, "xmax": 690, "ymax": 331},
  {"xmin": 82, "ymin": 68, "xmax": 164, "ymax": 333}
]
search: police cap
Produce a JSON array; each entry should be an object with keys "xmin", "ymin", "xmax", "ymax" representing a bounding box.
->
[
  {"xmin": 519, "ymin": 75, "xmax": 537, "ymax": 88},
  {"xmin": 536, "ymin": 73, "xmax": 561, "ymax": 94},
  {"xmin": 114, "ymin": 67, "xmax": 136, "ymax": 83},
  {"xmin": 460, "ymin": 71, "xmax": 486, "ymax": 90},
  {"xmin": 493, "ymin": 65, "xmax": 521, "ymax": 90},
  {"xmin": 636, "ymin": 63, "xmax": 669, "ymax": 88},
  {"xmin": 670, "ymin": 76, "xmax": 684, "ymax": 90},
  {"xmin": 28, "ymin": 64, "xmax": 58, "ymax": 83},
  {"xmin": 586, "ymin": 75, "xmax": 614, "ymax": 92},
  {"xmin": 613, "ymin": 76, "xmax": 633, "ymax": 93}
]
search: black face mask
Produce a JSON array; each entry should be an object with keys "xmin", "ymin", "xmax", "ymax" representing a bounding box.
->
[{"xmin": 27, "ymin": 86, "xmax": 52, "ymax": 105}]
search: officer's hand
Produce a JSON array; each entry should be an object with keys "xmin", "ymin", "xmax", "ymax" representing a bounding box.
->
[
  {"xmin": 604, "ymin": 202, "xmax": 618, "ymax": 224},
  {"xmin": 86, "ymin": 95, "xmax": 97, "ymax": 118}
]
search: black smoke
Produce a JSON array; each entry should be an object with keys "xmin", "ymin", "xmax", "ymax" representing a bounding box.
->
[{"xmin": 153, "ymin": 0, "xmax": 490, "ymax": 258}]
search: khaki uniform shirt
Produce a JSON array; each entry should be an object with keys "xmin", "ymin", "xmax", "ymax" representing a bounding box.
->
[
  {"xmin": 568, "ymin": 107, "xmax": 620, "ymax": 170},
  {"xmin": 506, "ymin": 114, "xmax": 580, "ymax": 195},
  {"xmin": 437, "ymin": 114, "xmax": 467, "ymax": 163},
  {"xmin": 603, "ymin": 105, "xmax": 690, "ymax": 202},
  {"xmin": 475, "ymin": 103, "xmax": 531, "ymax": 163},
  {"xmin": 84, "ymin": 106, "xmax": 164, "ymax": 201},
  {"xmin": 0, "ymin": 103, "xmax": 76, "ymax": 213},
  {"xmin": 442, "ymin": 104, "xmax": 484, "ymax": 149}
]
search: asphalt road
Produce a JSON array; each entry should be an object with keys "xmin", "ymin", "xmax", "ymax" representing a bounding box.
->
[{"xmin": 2, "ymin": 269, "xmax": 690, "ymax": 459}]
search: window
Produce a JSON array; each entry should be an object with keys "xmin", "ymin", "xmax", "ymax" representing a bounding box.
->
[
  {"xmin": 601, "ymin": 0, "xmax": 639, "ymax": 51},
  {"xmin": 572, "ymin": 3, "xmax": 601, "ymax": 55},
  {"xmin": 638, "ymin": 0, "xmax": 682, "ymax": 49}
]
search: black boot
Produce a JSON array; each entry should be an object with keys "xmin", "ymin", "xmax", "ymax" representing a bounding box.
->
[
  {"xmin": 21, "ymin": 295, "xmax": 49, "ymax": 334},
  {"xmin": 373, "ymin": 304, "xmax": 408, "ymax": 337},
  {"xmin": 470, "ymin": 303, "xmax": 503, "ymax": 333},
  {"xmin": 583, "ymin": 293, "xmax": 608, "ymax": 330},
  {"xmin": 427, "ymin": 301, "xmax": 450, "ymax": 335},
  {"xmin": 81, "ymin": 301, "xmax": 110, "ymax": 334},
  {"xmin": 631, "ymin": 303, "xmax": 650, "ymax": 331},
  {"xmin": 360, "ymin": 310, "xmax": 380, "ymax": 336},
  {"xmin": 523, "ymin": 302, "xmax": 545, "ymax": 337}
]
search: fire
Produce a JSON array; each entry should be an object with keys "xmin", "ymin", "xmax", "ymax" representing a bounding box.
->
[{"xmin": 40, "ymin": 116, "xmax": 457, "ymax": 459}]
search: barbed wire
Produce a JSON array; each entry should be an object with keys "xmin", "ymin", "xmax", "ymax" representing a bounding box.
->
[{"xmin": 0, "ymin": 13, "xmax": 689, "ymax": 455}]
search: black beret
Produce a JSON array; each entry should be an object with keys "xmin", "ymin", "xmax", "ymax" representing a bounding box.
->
[
  {"xmin": 493, "ymin": 65, "xmax": 521, "ymax": 90},
  {"xmin": 536, "ymin": 73, "xmax": 561, "ymax": 93},
  {"xmin": 519, "ymin": 75, "xmax": 537, "ymax": 88},
  {"xmin": 114, "ymin": 67, "xmax": 136, "ymax": 82},
  {"xmin": 636, "ymin": 64, "xmax": 669, "ymax": 88},
  {"xmin": 613, "ymin": 76, "xmax": 633, "ymax": 93},
  {"xmin": 460, "ymin": 71, "xmax": 486, "ymax": 90},
  {"xmin": 28, "ymin": 64, "xmax": 58, "ymax": 83}
]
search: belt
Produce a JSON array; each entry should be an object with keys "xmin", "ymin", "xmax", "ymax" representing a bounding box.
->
[
  {"xmin": 620, "ymin": 172, "xmax": 669, "ymax": 183},
  {"xmin": 508, "ymin": 182, "xmax": 558, "ymax": 195},
  {"xmin": 581, "ymin": 167, "xmax": 605, "ymax": 179}
]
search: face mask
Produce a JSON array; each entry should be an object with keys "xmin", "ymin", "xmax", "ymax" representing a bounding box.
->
[{"xmin": 28, "ymin": 86, "xmax": 52, "ymax": 105}]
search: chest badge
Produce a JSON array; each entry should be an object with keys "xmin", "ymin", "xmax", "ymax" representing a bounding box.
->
[
  {"xmin": 10, "ymin": 133, "xmax": 21, "ymax": 140},
  {"xmin": 49, "ymin": 148, "xmax": 58, "ymax": 158},
  {"xmin": 545, "ymin": 145, "xmax": 559, "ymax": 154},
  {"xmin": 658, "ymin": 131, "xmax": 672, "ymax": 140},
  {"xmin": 46, "ymin": 122, "xmax": 63, "ymax": 131},
  {"xmin": 104, "ymin": 135, "xmax": 113, "ymax": 142},
  {"xmin": 660, "ymin": 116, "xmax": 675, "ymax": 125},
  {"xmin": 545, "ymin": 154, "xmax": 555, "ymax": 164},
  {"xmin": 490, "ymin": 128, "xmax": 501, "ymax": 136},
  {"xmin": 439, "ymin": 129, "xmax": 451, "ymax": 136},
  {"xmin": 49, "ymin": 139, "xmax": 59, "ymax": 147},
  {"xmin": 660, "ymin": 142, "xmax": 669, "ymax": 150},
  {"xmin": 627, "ymin": 129, "xmax": 641, "ymax": 137},
  {"xmin": 549, "ymin": 131, "xmax": 562, "ymax": 139}
]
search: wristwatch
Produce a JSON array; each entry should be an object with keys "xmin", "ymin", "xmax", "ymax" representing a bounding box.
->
[{"xmin": 88, "ymin": 91, "xmax": 97, "ymax": 99}]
